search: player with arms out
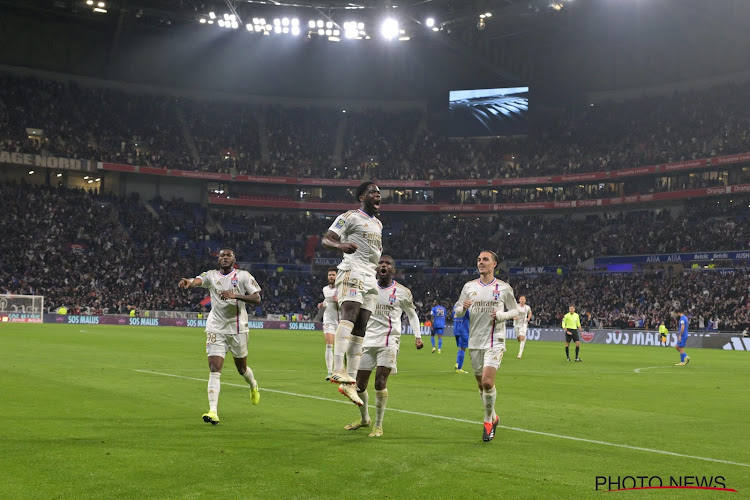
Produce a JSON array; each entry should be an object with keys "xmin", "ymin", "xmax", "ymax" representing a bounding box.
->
[
  {"xmin": 674, "ymin": 310, "xmax": 691, "ymax": 365},
  {"xmin": 344, "ymin": 255, "xmax": 424, "ymax": 437},
  {"xmin": 514, "ymin": 295, "xmax": 532, "ymax": 359},
  {"xmin": 178, "ymin": 248, "xmax": 262, "ymax": 425},
  {"xmin": 317, "ymin": 267, "xmax": 339, "ymax": 381},
  {"xmin": 430, "ymin": 299, "xmax": 447, "ymax": 354},
  {"xmin": 453, "ymin": 250, "xmax": 518, "ymax": 442},
  {"xmin": 321, "ymin": 181, "xmax": 383, "ymax": 406},
  {"xmin": 453, "ymin": 309, "xmax": 469, "ymax": 373}
]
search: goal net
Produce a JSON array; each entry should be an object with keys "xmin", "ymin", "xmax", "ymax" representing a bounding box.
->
[{"xmin": 0, "ymin": 294, "xmax": 44, "ymax": 323}]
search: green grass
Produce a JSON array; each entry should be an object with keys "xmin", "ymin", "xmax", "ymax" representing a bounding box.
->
[{"xmin": 1, "ymin": 323, "xmax": 748, "ymax": 499}]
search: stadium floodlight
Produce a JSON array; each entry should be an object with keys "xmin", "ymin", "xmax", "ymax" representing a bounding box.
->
[
  {"xmin": 291, "ymin": 26, "xmax": 300, "ymax": 35},
  {"xmin": 229, "ymin": 14, "xmax": 236, "ymax": 22},
  {"xmin": 282, "ymin": 18, "xmax": 289, "ymax": 26},
  {"xmin": 381, "ymin": 18, "xmax": 398, "ymax": 40},
  {"xmin": 485, "ymin": 12, "xmax": 492, "ymax": 17},
  {"xmin": 325, "ymin": 29, "xmax": 332, "ymax": 36},
  {"xmin": 246, "ymin": 23, "xmax": 252, "ymax": 30},
  {"xmin": 56, "ymin": 173, "xmax": 62, "ymax": 177},
  {"xmin": 344, "ymin": 26, "xmax": 358, "ymax": 38},
  {"xmin": 274, "ymin": 25, "xmax": 281, "ymax": 33},
  {"xmin": 258, "ymin": 18, "xmax": 265, "ymax": 25},
  {"xmin": 200, "ymin": 18, "xmax": 207, "ymax": 24},
  {"xmin": 252, "ymin": 18, "xmax": 259, "ymax": 24},
  {"xmin": 265, "ymin": 24, "xmax": 272, "ymax": 31},
  {"xmin": 28, "ymin": 170, "xmax": 34, "ymax": 175},
  {"xmin": 218, "ymin": 19, "xmax": 225, "ymax": 27},
  {"xmin": 399, "ymin": 36, "xmax": 410, "ymax": 41},
  {"xmin": 282, "ymin": 27, "xmax": 289, "ymax": 33},
  {"xmin": 223, "ymin": 13, "xmax": 230, "ymax": 21},
  {"xmin": 357, "ymin": 22, "xmax": 364, "ymax": 30},
  {"xmin": 86, "ymin": 0, "xmax": 93, "ymax": 4},
  {"xmin": 333, "ymin": 29, "xmax": 340, "ymax": 36},
  {"xmin": 425, "ymin": 17, "xmax": 435, "ymax": 27},
  {"xmin": 317, "ymin": 20, "xmax": 324, "ymax": 28},
  {"xmin": 98, "ymin": 1, "xmax": 105, "ymax": 7},
  {"xmin": 273, "ymin": 18, "xmax": 280, "ymax": 26},
  {"xmin": 326, "ymin": 21, "xmax": 333, "ymax": 29},
  {"xmin": 291, "ymin": 18, "xmax": 299, "ymax": 27},
  {"xmin": 432, "ymin": 26, "xmax": 439, "ymax": 31},
  {"xmin": 328, "ymin": 36, "xmax": 340, "ymax": 42},
  {"xmin": 308, "ymin": 20, "xmax": 316, "ymax": 28},
  {"xmin": 95, "ymin": 178, "xmax": 101, "ymax": 182},
  {"xmin": 318, "ymin": 28, "xmax": 324, "ymax": 35},
  {"xmin": 209, "ymin": 11, "xmax": 216, "ymax": 19},
  {"xmin": 207, "ymin": 20, "xmax": 213, "ymax": 24},
  {"xmin": 93, "ymin": 7, "xmax": 106, "ymax": 12}
]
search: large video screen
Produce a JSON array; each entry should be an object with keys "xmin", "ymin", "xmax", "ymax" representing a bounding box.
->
[{"xmin": 448, "ymin": 86, "xmax": 529, "ymax": 137}]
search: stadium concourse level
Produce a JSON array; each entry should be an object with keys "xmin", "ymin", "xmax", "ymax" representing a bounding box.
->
[
  {"xmin": 2, "ymin": 180, "xmax": 750, "ymax": 331},
  {"xmin": 1, "ymin": 72, "xmax": 750, "ymax": 180}
]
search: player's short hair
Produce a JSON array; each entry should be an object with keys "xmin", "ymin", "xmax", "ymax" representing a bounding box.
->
[
  {"xmin": 356, "ymin": 181, "xmax": 377, "ymax": 201},
  {"xmin": 327, "ymin": 266, "xmax": 338, "ymax": 273},
  {"xmin": 219, "ymin": 248, "xmax": 235, "ymax": 255},
  {"xmin": 480, "ymin": 250, "xmax": 499, "ymax": 264}
]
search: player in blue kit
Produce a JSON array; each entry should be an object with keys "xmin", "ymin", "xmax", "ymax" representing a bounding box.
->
[
  {"xmin": 675, "ymin": 310, "xmax": 691, "ymax": 365},
  {"xmin": 430, "ymin": 299, "xmax": 447, "ymax": 354},
  {"xmin": 453, "ymin": 309, "xmax": 469, "ymax": 373}
]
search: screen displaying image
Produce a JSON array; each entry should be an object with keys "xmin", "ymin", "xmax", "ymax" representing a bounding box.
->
[{"xmin": 448, "ymin": 86, "xmax": 529, "ymax": 137}]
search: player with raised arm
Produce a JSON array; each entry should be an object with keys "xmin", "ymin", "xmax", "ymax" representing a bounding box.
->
[
  {"xmin": 321, "ymin": 181, "xmax": 383, "ymax": 406},
  {"xmin": 178, "ymin": 248, "xmax": 261, "ymax": 425},
  {"xmin": 430, "ymin": 299, "xmax": 447, "ymax": 354},
  {"xmin": 453, "ymin": 250, "xmax": 518, "ymax": 442},
  {"xmin": 317, "ymin": 267, "xmax": 339, "ymax": 381},
  {"xmin": 344, "ymin": 255, "xmax": 424, "ymax": 437},
  {"xmin": 514, "ymin": 295, "xmax": 532, "ymax": 359},
  {"xmin": 674, "ymin": 310, "xmax": 691, "ymax": 365}
]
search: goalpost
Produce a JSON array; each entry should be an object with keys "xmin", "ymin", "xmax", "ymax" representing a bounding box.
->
[{"xmin": 0, "ymin": 294, "xmax": 45, "ymax": 323}]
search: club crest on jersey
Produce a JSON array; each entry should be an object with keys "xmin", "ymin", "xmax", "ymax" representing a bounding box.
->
[
  {"xmin": 231, "ymin": 277, "xmax": 239, "ymax": 286},
  {"xmin": 492, "ymin": 286, "xmax": 501, "ymax": 301},
  {"xmin": 388, "ymin": 294, "xmax": 397, "ymax": 305},
  {"xmin": 348, "ymin": 288, "xmax": 358, "ymax": 297}
]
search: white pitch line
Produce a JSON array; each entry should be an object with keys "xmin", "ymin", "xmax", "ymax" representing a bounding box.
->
[
  {"xmin": 133, "ymin": 369, "xmax": 750, "ymax": 469},
  {"xmin": 634, "ymin": 365, "xmax": 673, "ymax": 373}
]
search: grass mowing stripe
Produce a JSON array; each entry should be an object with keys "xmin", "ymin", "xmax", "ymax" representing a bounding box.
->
[{"xmin": 134, "ymin": 368, "xmax": 750, "ymax": 469}]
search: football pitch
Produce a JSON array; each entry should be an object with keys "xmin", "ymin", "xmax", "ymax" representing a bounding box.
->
[{"xmin": 1, "ymin": 324, "xmax": 748, "ymax": 499}]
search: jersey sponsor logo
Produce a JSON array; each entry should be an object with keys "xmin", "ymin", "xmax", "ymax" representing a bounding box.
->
[{"xmin": 580, "ymin": 330, "xmax": 595, "ymax": 342}]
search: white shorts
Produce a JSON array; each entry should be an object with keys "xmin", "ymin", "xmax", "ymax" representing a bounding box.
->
[
  {"xmin": 323, "ymin": 322, "xmax": 337, "ymax": 335},
  {"xmin": 359, "ymin": 345, "xmax": 399, "ymax": 374},
  {"xmin": 206, "ymin": 331, "xmax": 248, "ymax": 358},
  {"xmin": 335, "ymin": 268, "xmax": 378, "ymax": 312},
  {"xmin": 515, "ymin": 324, "xmax": 528, "ymax": 338},
  {"xmin": 469, "ymin": 346, "xmax": 506, "ymax": 375}
]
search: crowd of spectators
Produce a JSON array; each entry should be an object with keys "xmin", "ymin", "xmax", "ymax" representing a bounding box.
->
[
  {"xmin": 4, "ymin": 179, "xmax": 749, "ymax": 329},
  {"xmin": 3, "ymin": 72, "xmax": 750, "ymax": 184}
]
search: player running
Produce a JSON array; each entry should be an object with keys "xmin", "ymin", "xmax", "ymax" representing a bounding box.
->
[
  {"xmin": 453, "ymin": 250, "xmax": 518, "ymax": 442},
  {"xmin": 514, "ymin": 296, "xmax": 532, "ymax": 359},
  {"xmin": 318, "ymin": 267, "xmax": 339, "ymax": 381},
  {"xmin": 178, "ymin": 248, "xmax": 262, "ymax": 425},
  {"xmin": 321, "ymin": 181, "xmax": 383, "ymax": 406},
  {"xmin": 344, "ymin": 255, "xmax": 424, "ymax": 437}
]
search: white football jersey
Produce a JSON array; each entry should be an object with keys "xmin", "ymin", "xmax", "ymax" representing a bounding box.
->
[
  {"xmin": 455, "ymin": 278, "xmax": 518, "ymax": 350},
  {"xmin": 328, "ymin": 209, "xmax": 383, "ymax": 274},
  {"xmin": 514, "ymin": 304, "xmax": 532, "ymax": 327},
  {"xmin": 197, "ymin": 268, "xmax": 261, "ymax": 336},
  {"xmin": 364, "ymin": 281, "xmax": 420, "ymax": 349},
  {"xmin": 322, "ymin": 285, "xmax": 339, "ymax": 325}
]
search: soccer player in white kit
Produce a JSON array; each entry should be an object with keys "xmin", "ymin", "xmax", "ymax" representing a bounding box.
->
[
  {"xmin": 321, "ymin": 181, "xmax": 382, "ymax": 406},
  {"xmin": 317, "ymin": 267, "xmax": 339, "ymax": 381},
  {"xmin": 453, "ymin": 250, "xmax": 518, "ymax": 442},
  {"xmin": 344, "ymin": 255, "xmax": 424, "ymax": 437},
  {"xmin": 178, "ymin": 248, "xmax": 262, "ymax": 425},
  {"xmin": 514, "ymin": 295, "xmax": 532, "ymax": 359}
]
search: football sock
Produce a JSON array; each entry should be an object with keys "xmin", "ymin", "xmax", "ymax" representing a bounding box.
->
[
  {"xmin": 241, "ymin": 367, "xmax": 256, "ymax": 387},
  {"xmin": 431, "ymin": 336, "xmax": 435, "ymax": 348},
  {"xmin": 518, "ymin": 340, "xmax": 526, "ymax": 356},
  {"xmin": 333, "ymin": 320, "xmax": 354, "ymax": 372},
  {"xmin": 325, "ymin": 344, "xmax": 333, "ymax": 374},
  {"xmin": 208, "ymin": 372, "xmax": 221, "ymax": 413},
  {"xmin": 438, "ymin": 337, "xmax": 443, "ymax": 350},
  {"xmin": 456, "ymin": 349, "xmax": 465, "ymax": 369},
  {"xmin": 483, "ymin": 387, "xmax": 497, "ymax": 423},
  {"xmin": 565, "ymin": 346, "xmax": 570, "ymax": 358},
  {"xmin": 680, "ymin": 352, "xmax": 686, "ymax": 362},
  {"xmin": 346, "ymin": 335, "xmax": 364, "ymax": 378},
  {"xmin": 575, "ymin": 346, "xmax": 580, "ymax": 359},
  {"xmin": 375, "ymin": 389, "xmax": 388, "ymax": 427},
  {"xmin": 358, "ymin": 388, "xmax": 370, "ymax": 422}
]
